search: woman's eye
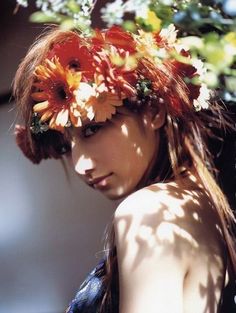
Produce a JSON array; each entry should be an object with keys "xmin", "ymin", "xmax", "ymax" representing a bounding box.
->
[{"xmin": 83, "ymin": 124, "xmax": 102, "ymax": 138}]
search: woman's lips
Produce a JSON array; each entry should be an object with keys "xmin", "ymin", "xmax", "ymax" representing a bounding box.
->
[{"xmin": 89, "ymin": 173, "xmax": 113, "ymax": 189}]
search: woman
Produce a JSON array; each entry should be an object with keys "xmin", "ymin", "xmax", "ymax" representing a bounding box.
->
[{"xmin": 13, "ymin": 25, "xmax": 236, "ymax": 313}]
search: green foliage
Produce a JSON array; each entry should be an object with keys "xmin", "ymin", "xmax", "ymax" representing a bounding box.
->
[
  {"xmin": 146, "ymin": 0, "xmax": 236, "ymax": 105},
  {"xmin": 30, "ymin": 11, "xmax": 64, "ymax": 23}
]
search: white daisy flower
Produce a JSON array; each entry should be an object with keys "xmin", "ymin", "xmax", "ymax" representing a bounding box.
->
[
  {"xmin": 193, "ymin": 84, "xmax": 211, "ymax": 111},
  {"xmin": 16, "ymin": 0, "xmax": 28, "ymax": 7}
]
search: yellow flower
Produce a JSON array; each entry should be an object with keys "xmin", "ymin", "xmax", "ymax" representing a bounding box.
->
[
  {"xmin": 146, "ymin": 10, "xmax": 161, "ymax": 32},
  {"xmin": 224, "ymin": 32, "xmax": 236, "ymax": 57},
  {"xmin": 224, "ymin": 32, "xmax": 236, "ymax": 47}
]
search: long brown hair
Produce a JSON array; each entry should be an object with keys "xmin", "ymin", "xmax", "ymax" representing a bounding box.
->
[
  {"xmin": 102, "ymin": 74, "xmax": 236, "ymax": 313},
  {"xmin": 13, "ymin": 27, "xmax": 236, "ymax": 312}
]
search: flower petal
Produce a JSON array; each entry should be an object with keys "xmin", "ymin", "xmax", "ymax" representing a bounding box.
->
[
  {"xmin": 70, "ymin": 109, "xmax": 82, "ymax": 127},
  {"xmin": 31, "ymin": 92, "xmax": 48, "ymax": 101},
  {"xmin": 33, "ymin": 101, "xmax": 49, "ymax": 112},
  {"xmin": 55, "ymin": 109, "xmax": 69, "ymax": 127},
  {"xmin": 41, "ymin": 110, "xmax": 53, "ymax": 122}
]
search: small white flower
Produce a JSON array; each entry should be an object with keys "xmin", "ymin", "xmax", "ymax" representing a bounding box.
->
[
  {"xmin": 159, "ymin": 24, "xmax": 177, "ymax": 45},
  {"xmin": 101, "ymin": 0, "xmax": 152, "ymax": 25},
  {"xmin": 36, "ymin": 0, "xmax": 50, "ymax": 13},
  {"xmin": 75, "ymin": 83, "xmax": 96, "ymax": 105},
  {"xmin": 136, "ymin": 31, "xmax": 163, "ymax": 61},
  {"xmin": 73, "ymin": 10, "xmax": 92, "ymax": 31},
  {"xmin": 179, "ymin": 36, "xmax": 204, "ymax": 51},
  {"xmin": 192, "ymin": 58, "xmax": 206, "ymax": 77},
  {"xmin": 193, "ymin": 84, "xmax": 210, "ymax": 111},
  {"xmin": 101, "ymin": 0, "xmax": 125, "ymax": 26},
  {"xmin": 159, "ymin": 0, "xmax": 173, "ymax": 5},
  {"xmin": 125, "ymin": 0, "xmax": 151, "ymax": 19},
  {"xmin": 16, "ymin": 0, "xmax": 28, "ymax": 7},
  {"xmin": 156, "ymin": 48, "xmax": 169, "ymax": 59},
  {"xmin": 50, "ymin": 0, "xmax": 67, "ymax": 12}
]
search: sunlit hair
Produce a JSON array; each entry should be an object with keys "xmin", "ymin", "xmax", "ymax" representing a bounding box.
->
[{"xmin": 13, "ymin": 27, "xmax": 236, "ymax": 312}]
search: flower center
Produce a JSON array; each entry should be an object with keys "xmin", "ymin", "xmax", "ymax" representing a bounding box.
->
[
  {"xmin": 68, "ymin": 59, "xmax": 81, "ymax": 72},
  {"xmin": 58, "ymin": 86, "xmax": 68, "ymax": 100},
  {"xmin": 97, "ymin": 93, "xmax": 107, "ymax": 103},
  {"xmin": 53, "ymin": 82, "xmax": 72, "ymax": 103}
]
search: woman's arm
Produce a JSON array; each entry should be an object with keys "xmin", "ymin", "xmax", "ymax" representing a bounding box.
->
[{"xmin": 114, "ymin": 188, "xmax": 192, "ymax": 313}]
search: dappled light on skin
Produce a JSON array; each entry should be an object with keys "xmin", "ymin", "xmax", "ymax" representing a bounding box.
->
[
  {"xmin": 72, "ymin": 151, "xmax": 94, "ymax": 176},
  {"xmin": 198, "ymin": 262, "xmax": 224, "ymax": 313},
  {"xmin": 156, "ymin": 222, "xmax": 199, "ymax": 248},
  {"xmin": 163, "ymin": 207, "xmax": 184, "ymax": 221},
  {"xmin": 138, "ymin": 225, "xmax": 156, "ymax": 249},
  {"xmin": 131, "ymin": 142, "xmax": 144, "ymax": 157},
  {"xmin": 192, "ymin": 211, "xmax": 200, "ymax": 221},
  {"xmin": 116, "ymin": 186, "xmax": 127, "ymax": 198},
  {"xmin": 115, "ymin": 177, "xmax": 226, "ymax": 313},
  {"xmin": 136, "ymin": 147, "xmax": 143, "ymax": 156},
  {"xmin": 115, "ymin": 175, "xmax": 139, "ymax": 198},
  {"xmin": 121, "ymin": 124, "xmax": 129, "ymax": 137},
  {"xmin": 143, "ymin": 117, "xmax": 148, "ymax": 126},
  {"xmin": 163, "ymin": 205, "xmax": 185, "ymax": 220}
]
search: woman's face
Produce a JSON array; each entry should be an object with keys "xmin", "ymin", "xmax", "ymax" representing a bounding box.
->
[{"xmin": 69, "ymin": 106, "xmax": 163, "ymax": 200}]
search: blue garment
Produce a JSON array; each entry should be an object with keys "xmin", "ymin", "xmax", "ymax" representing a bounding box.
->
[
  {"xmin": 66, "ymin": 258, "xmax": 119, "ymax": 313},
  {"xmin": 66, "ymin": 257, "xmax": 235, "ymax": 313}
]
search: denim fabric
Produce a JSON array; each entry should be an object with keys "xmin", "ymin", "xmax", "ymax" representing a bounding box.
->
[{"xmin": 66, "ymin": 258, "xmax": 119, "ymax": 313}]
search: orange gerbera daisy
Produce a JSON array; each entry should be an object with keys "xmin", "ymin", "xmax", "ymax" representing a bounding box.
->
[
  {"xmin": 92, "ymin": 26, "xmax": 137, "ymax": 54},
  {"xmin": 47, "ymin": 35, "xmax": 95, "ymax": 81},
  {"xmin": 93, "ymin": 51, "xmax": 137, "ymax": 98},
  {"xmin": 86, "ymin": 89, "xmax": 123, "ymax": 122},
  {"xmin": 32, "ymin": 57, "xmax": 83, "ymax": 132}
]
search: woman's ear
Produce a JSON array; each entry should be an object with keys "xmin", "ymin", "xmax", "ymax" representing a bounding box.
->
[{"xmin": 146, "ymin": 103, "xmax": 166, "ymax": 130}]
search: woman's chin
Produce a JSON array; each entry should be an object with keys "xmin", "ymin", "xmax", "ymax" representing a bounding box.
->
[
  {"xmin": 99, "ymin": 189, "xmax": 125, "ymax": 201},
  {"xmin": 99, "ymin": 186, "xmax": 135, "ymax": 201}
]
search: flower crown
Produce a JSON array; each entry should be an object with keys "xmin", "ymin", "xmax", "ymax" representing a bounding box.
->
[{"xmin": 30, "ymin": 25, "xmax": 210, "ymax": 134}]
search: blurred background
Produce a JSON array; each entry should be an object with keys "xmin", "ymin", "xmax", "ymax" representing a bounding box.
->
[{"xmin": 0, "ymin": 1, "xmax": 118, "ymax": 313}]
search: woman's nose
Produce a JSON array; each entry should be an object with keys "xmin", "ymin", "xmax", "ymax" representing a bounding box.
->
[
  {"xmin": 73, "ymin": 154, "xmax": 95, "ymax": 176},
  {"xmin": 71, "ymin": 139, "xmax": 96, "ymax": 176}
]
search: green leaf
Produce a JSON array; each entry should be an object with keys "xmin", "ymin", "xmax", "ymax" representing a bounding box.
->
[
  {"xmin": 60, "ymin": 18, "xmax": 76, "ymax": 30},
  {"xmin": 225, "ymin": 76, "xmax": 236, "ymax": 92},
  {"xmin": 29, "ymin": 11, "xmax": 62, "ymax": 23},
  {"xmin": 150, "ymin": 3, "xmax": 173, "ymax": 24},
  {"xmin": 66, "ymin": 0, "xmax": 80, "ymax": 14},
  {"xmin": 203, "ymin": 71, "xmax": 219, "ymax": 88},
  {"xmin": 123, "ymin": 20, "xmax": 137, "ymax": 33},
  {"xmin": 135, "ymin": 17, "xmax": 153, "ymax": 32},
  {"xmin": 202, "ymin": 42, "xmax": 233, "ymax": 71},
  {"xmin": 180, "ymin": 36, "xmax": 204, "ymax": 51}
]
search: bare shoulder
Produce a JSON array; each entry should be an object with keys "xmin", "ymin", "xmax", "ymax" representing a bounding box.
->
[
  {"xmin": 114, "ymin": 180, "xmax": 198, "ymax": 265},
  {"xmin": 115, "ymin": 183, "xmax": 167, "ymax": 217},
  {"xmin": 115, "ymin": 177, "xmax": 223, "ymax": 235},
  {"xmin": 114, "ymin": 178, "xmax": 225, "ymax": 270},
  {"xmin": 114, "ymin": 179, "xmax": 226, "ymax": 313}
]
